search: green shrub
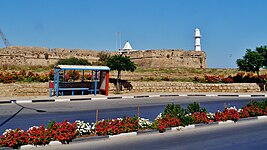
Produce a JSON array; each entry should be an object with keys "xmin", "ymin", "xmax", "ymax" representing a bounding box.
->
[
  {"xmin": 163, "ymin": 103, "xmax": 194, "ymax": 126},
  {"xmin": 57, "ymin": 57, "xmax": 91, "ymax": 66},
  {"xmin": 187, "ymin": 102, "xmax": 207, "ymax": 114},
  {"xmin": 163, "ymin": 103, "xmax": 186, "ymax": 118}
]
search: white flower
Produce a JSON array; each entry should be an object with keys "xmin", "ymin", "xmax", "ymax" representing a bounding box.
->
[
  {"xmin": 228, "ymin": 106, "xmax": 237, "ymax": 110},
  {"xmin": 155, "ymin": 113, "xmax": 162, "ymax": 120},
  {"xmin": 207, "ymin": 112, "xmax": 214, "ymax": 119},
  {"xmin": 2, "ymin": 129, "xmax": 13, "ymax": 135},
  {"xmin": 138, "ymin": 117, "xmax": 152, "ymax": 129},
  {"xmin": 75, "ymin": 120, "xmax": 95, "ymax": 135}
]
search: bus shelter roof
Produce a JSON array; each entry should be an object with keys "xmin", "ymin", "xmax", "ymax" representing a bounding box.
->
[{"xmin": 55, "ymin": 65, "xmax": 110, "ymax": 71}]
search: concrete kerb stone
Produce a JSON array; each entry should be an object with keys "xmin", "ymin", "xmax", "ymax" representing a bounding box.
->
[
  {"xmin": 3, "ymin": 116, "xmax": 267, "ymax": 150},
  {"xmin": 20, "ymin": 145, "xmax": 36, "ymax": 149},
  {"xmin": 15, "ymin": 100, "xmax": 33, "ymax": 103},
  {"xmin": 149, "ymin": 95, "xmax": 161, "ymax": 98},
  {"xmin": 32, "ymin": 99, "xmax": 55, "ymax": 103},
  {"xmin": 122, "ymin": 96, "xmax": 134, "ymax": 99},
  {"xmin": 134, "ymin": 95, "xmax": 149, "ymax": 98},
  {"xmin": 19, "ymin": 141, "xmax": 62, "ymax": 150},
  {"xmin": 1, "ymin": 93, "xmax": 267, "ymax": 104},
  {"xmin": 257, "ymin": 116, "xmax": 267, "ymax": 119},
  {"xmin": 238, "ymin": 95, "xmax": 251, "ymax": 97},
  {"xmin": 160, "ymin": 94, "xmax": 180, "ymax": 97},
  {"xmin": 238, "ymin": 117, "xmax": 257, "ymax": 122},
  {"xmin": 251, "ymin": 95, "xmax": 265, "ymax": 97},
  {"xmin": 205, "ymin": 94, "xmax": 218, "ymax": 97},
  {"xmin": 109, "ymin": 132, "xmax": 137, "ymax": 138},
  {"xmin": 0, "ymin": 100, "xmax": 12, "ymax": 104},
  {"xmin": 48, "ymin": 141, "xmax": 62, "ymax": 145},
  {"xmin": 55, "ymin": 99, "xmax": 70, "ymax": 102},
  {"xmin": 194, "ymin": 122, "xmax": 218, "ymax": 128},
  {"xmin": 218, "ymin": 120, "xmax": 234, "ymax": 125},
  {"xmin": 73, "ymin": 135, "xmax": 109, "ymax": 143},
  {"xmin": 91, "ymin": 97, "xmax": 108, "ymax": 100},
  {"xmin": 107, "ymin": 96, "xmax": 123, "ymax": 100},
  {"xmin": 137, "ymin": 129, "xmax": 159, "ymax": 135},
  {"xmin": 70, "ymin": 98, "xmax": 91, "ymax": 101},
  {"xmin": 171, "ymin": 125, "xmax": 195, "ymax": 131}
]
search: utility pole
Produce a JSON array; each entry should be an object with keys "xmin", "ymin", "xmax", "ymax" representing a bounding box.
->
[{"xmin": 0, "ymin": 29, "xmax": 10, "ymax": 47}]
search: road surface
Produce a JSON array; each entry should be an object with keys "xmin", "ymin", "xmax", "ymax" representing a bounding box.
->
[
  {"xmin": 35, "ymin": 118, "xmax": 267, "ymax": 150},
  {"xmin": 0, "ymin": 96, "xmax": 265, "ymax": 133}
]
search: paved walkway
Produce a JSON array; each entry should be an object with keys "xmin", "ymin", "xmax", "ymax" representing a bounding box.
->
[{"xmin": 1, "ymin": 92, "xmax": 267, "ymax": 104}]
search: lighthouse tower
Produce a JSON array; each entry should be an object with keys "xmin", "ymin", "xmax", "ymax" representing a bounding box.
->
[
  {"xmin": 194, "ymin": 28, "xmax": 201, "ymax": 51},
  {"xmin": 118, "ymin": 40, "xmax": 137, "ymax": 54}
]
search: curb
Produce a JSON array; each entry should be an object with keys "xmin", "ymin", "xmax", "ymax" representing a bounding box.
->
[
  {"xmin": 109, "ymin": 132, "xmax": 137, "ymax": 138},
  {"xmin": 2, "ymin": 115, "xmax": 267, "ymax": 150},
  {"xmin": 1, "ymin": 94, "xmax": 267, "ymax": 104}
]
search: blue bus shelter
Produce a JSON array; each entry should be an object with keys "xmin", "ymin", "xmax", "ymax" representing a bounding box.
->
[{"xmin": 50, "ymin": 65, "xmax": 110, "ymax": 97}]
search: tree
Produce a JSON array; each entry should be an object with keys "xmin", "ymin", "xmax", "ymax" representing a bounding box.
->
[
  {"xmin": 107, "ymin": 55, "xmax": 136, "ymax": 92},
  {"xmin": 255, "ymin": 46, "xmax": 267, "ymax": 67},
  {"xmin": 56, "ymin": 57, "xmax": 91, "ymax": 65},
  {"xmin": 97, "ymin": 51, "xmax": 110, "ymax": 66},
  {"xmin": 236, "ymin": 49, "xmax": 264, "ymax": 76}
]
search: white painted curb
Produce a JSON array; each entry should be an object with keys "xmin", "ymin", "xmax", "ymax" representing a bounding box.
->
[
  {"xmin": 179, "ymin": 94, "xmax": 187, "ymax": 96},
  {"xmin": 218, "ymin": 120, "xmax": 234, "ymax": 124},
  {"xmin": 149, "ymin": 95, "xmax": 160, "ymax": 97},
  {"xmin": 20, "ymin": 145, "xmax": 36, "ymax": 149},
  {"xmin": 257, "ymin": 116, "xmax": 267, "ymax": 119},
  {"xmin": 238, "ymin": 95, "xmax": 251, "ymax": 97},
  {"xmin": 109, "ymin": 132, "xmax": 137, "ymax": 138},
  {"xmin": 122, "ymin": 96, "xmax": 134, "ymax": 99},
  {"xmin": 20, "ymin": 141, "xmax": 61, "ymax": 149},
  {"xmin": 16, "ymin": 100, "xmax": 32, "ymax": 103},
  {"xmin": 49, "ymin": 141, "xmax": 62, "ymax": 145},
  {"xmin": 171, "ymin": 125, "xmax": 195, "ymax": 131},
  {"xmin": 55, "ymin": 99, "xmax": 70, "ymax": 102},
  {"xmin": 91, "ymin": 97, "xmax": 108, "ymax": 100},
  {"xmin": 205, "ymin": 94, "xmax": 218, "ymax": 97}
]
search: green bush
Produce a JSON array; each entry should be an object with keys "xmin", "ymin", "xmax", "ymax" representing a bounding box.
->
[
  {"xmin": 163, "ymin": 103, "xmax": 186, "ymax": 118},
  {"xmin": 187, "ymin": 102, "xmax": 207, "ymax": 113},
  {"xmin": 244, "ymin": 100, "xmax": 267, "ymax": 110},
  {"xmin": 162, "ymin": 103, "xmax": 193, "ymax": 126},
  {"xmin": 56, "ymin": 57, "xmax": 91, "ymax": 66}
]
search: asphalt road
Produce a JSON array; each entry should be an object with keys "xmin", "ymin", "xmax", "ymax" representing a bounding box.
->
[
  {"xmin": 35, "ymin": 118, "xmax": 267, "ymax": 150},
  {"xmin": 0, "ymin": 96, "xmax": 265, "ymax": 133}
]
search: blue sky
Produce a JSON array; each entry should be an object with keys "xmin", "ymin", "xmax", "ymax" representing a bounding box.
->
[{"xmin": 1, "ymin": 0, "xmax": 267, "ymax": 68}]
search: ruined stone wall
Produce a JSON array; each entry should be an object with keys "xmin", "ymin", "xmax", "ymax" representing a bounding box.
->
[
  {"xmin": 126, "ymin": 49, "xmax": 206, "ymax": 68},
  {"xmin": 0, "ymin": 82, "xmax": 261, "ymax": 97},
  {"xmin": 0, "ymin": 46, "xmax": 103, "ymax": 66},
  {"xmin": 0, "ymin": 46, "xmax": 206, "ymax": 68}
]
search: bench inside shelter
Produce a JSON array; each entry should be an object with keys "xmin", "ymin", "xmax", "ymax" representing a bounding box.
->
[{"xmin": 58, "ymin": 82, "xmax": 100, "ymax": 96}]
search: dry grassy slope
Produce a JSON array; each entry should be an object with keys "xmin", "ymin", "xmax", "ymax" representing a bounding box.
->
[
  {"xmin": 109, "ymin": 67, "xmax": 242, "ymax": 81},
  {"xmin": 2, "ymin": 64, "xmax": 267, "ymax": 82}
]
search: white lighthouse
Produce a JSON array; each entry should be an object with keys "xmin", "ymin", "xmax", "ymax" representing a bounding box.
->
[
  {"xmin": 194, "ymin": 28, "xmax": 201, "ymax": 51},
  {"xmin": 118, "ymin": 40, "xmax": 137, "ymax": 54}
]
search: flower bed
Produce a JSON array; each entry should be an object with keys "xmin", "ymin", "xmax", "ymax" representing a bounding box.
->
[
  {"xmin": 2, "ymin": 100, "xmax": 267, "ymax": 149},
  {"xmin": 194, "ymin": 72, "xmax": 267, "ymax": 83},
  {"xmin": 95, "ymin": 117, "xmax": 139, "ymax": 136}
]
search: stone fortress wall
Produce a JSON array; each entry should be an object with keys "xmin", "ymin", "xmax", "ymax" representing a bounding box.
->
[
  {"xmin": 125, "ymin": 49, "xmax": 207, "ymax": 68},
  {"xmin": 0, "ymin": 46, "xmax": 207, "ymax": 68}
]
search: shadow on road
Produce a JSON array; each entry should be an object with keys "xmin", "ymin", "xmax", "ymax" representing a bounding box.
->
[{"xmin": 0, "ymin": 101, "xmax": 46, "ymax": 127}]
